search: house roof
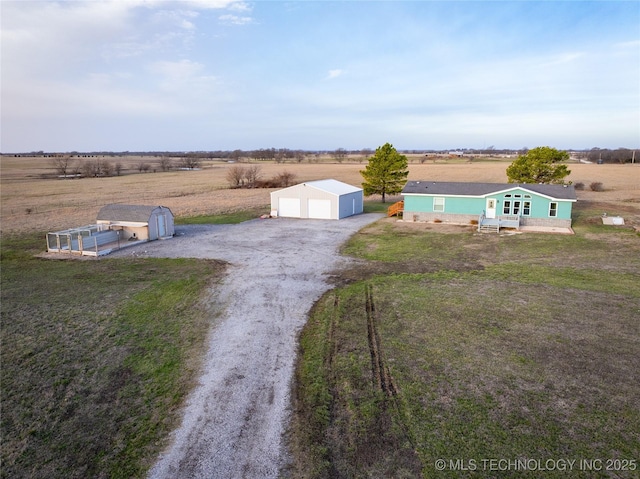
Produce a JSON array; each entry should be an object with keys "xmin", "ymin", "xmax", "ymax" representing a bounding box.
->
[
  {"xmin": 97, "ymin": 204, "xmax": 171, "ymax": 222},
  {"xmin": 402, "ymin": 181, "xmax": 577, "ymax": 200}
]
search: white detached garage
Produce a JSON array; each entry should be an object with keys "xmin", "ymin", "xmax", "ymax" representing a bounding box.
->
[{"xmin": 271, "ymin": 179, "xmax": 364, "ymax": 220}]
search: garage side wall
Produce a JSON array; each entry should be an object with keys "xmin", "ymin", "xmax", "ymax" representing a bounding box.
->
[{"xmin": 338, "ymin": 191, "xmax": 364, "ymax": 219}]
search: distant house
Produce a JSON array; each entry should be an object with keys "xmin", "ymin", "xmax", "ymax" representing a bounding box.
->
[
  {"xmin": 270, "ymin": 179, "xmax": 363, "ymax": 220},
  {"xmin": 401, "ymin": 181, "xmax": 576, "ymax": 232},
  {"xmin": 47, "ymin": 204, "xmax": 174, "ymax": 256}
]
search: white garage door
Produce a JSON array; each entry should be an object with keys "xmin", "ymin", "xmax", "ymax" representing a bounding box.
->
[
  {"xmin": 308, "ymin": 199, "xmax": 332, "ymax": 219},
  {"xmin": 278, "ymin": 198, "xmax": 301, "ymax": 217}
]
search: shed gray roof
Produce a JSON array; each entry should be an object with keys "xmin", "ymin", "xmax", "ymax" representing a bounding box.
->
[
  {"xmin": 402, "ymin": 181, "xmax": 577, "ymax": 200},
  {"xmin": 97, "ymin": 204, "xmax": 171, "ymax": 222}
]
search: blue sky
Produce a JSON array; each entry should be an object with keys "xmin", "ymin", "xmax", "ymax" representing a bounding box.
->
[{"xmin": 2, "ymin": 0, "xmax": 639, "ymax": 152}]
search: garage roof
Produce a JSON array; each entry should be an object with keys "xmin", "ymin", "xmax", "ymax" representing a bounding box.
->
[{"xmin": 304, "ymin": 179, "xmax": 362, "ymax": 195}]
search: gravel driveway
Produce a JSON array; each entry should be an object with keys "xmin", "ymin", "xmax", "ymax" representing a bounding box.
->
[{"xmin": 112, "ymin": 214, "xmax": 382, "ymax": 478}]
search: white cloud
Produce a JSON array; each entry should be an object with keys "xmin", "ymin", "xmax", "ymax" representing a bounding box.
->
[
  {"xmin": 135, "ymin": 0, "xmax": 244, "ymax": 10},
  {"xmin": 326, "ymin": 69, "xmax": 343, "ymax": 80},
  {"xmin": 218, "ymin": 14, "xmax": 254, "ymax": 25}
]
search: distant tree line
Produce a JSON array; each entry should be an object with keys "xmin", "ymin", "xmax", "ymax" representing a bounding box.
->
[
  {"xmin": 20, "ymin": 146, "xmax": 640, "ymax": 173},
  {"xmin": 582, "ymin": 148, "xmax": 636, "ymax": 164},
  {"xmin": 50, "ymin": 155, "xmax": 204, "ymax": 178},
  {"xmin": 21, "ymin": 148, "xmax": 378, "ymax": 163}
]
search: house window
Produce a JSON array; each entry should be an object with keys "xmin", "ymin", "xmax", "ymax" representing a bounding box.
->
[
  {"xmin": 524, "ymin": 194, "xmax": 531, "ymax": 199},
  {"xmin": 514, "ymin": 194, "xmax": 522, "ymax": 198},
  {"xmin": 505, "ymin": 194, "xmax": 512, "ymax": 198},
  {"xmin": 523, "ymin": 201, "xmax": 531, "ymax": 216},
  {"xmin": 433, "ymin": 197, "xmax": 445, "ymax": 212},
  {"xmin": 503, "ymin": 200, "xmax": 511, "ymax": 215},
  {"xmin": 513, "ymin": 201, "xmax": 521, "ymax": 215},
  {"xmin": 549, "ymin": 202, "xmax": 558, "ymax": 217}
]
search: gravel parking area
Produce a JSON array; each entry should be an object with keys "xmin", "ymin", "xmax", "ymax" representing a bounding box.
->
[{"xmin": 111, "ymin": 214, "xmax": 383, "ymax": 479}]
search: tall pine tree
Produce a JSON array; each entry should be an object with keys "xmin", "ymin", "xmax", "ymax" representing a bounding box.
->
[{"xmin": 360, "ymin": 143, "xmax": 409, "ymax": 203}]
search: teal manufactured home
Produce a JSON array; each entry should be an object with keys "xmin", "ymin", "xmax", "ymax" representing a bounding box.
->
[{"xmin": 401, "ymin": 181, "xmax": 577, "ymax": 231}]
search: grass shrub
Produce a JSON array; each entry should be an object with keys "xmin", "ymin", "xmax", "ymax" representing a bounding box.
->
[
  {"xmin": 590, "ymin": 181, "xmax": 604, "ymax": 191},
  {"xmin": 573, "ymin": 181, "xmax": 584, "ymax": 190}
]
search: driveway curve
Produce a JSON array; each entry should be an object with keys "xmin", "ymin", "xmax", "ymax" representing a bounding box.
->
[{"xmin": 112, "ymin": 214, "xmax": 383, "ymax": 479}]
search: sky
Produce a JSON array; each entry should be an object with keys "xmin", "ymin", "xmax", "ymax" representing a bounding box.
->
[{"xmin": 1, "ymin": 0, "xmax": 639, "ymax": 152}]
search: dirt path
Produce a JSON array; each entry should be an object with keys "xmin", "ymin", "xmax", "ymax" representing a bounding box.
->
[{"xmin": 111, "ymin": 214, "xmax": 382, "ymax": 478}]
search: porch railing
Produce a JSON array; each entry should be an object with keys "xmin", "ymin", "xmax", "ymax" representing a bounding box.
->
[{"xmin": 387, "ymin": 201, "xmax": 404, "ymax": 217}]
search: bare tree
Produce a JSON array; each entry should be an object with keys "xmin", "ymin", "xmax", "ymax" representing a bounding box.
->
[
  {"xmin": 226, "ymin": 165, "xmax": 246, "ymax": 188},
  {"xmin": 160, "ymin": 156, "xmax": 173, "ymax": 172},
  {"xmin": 230, "ymin": 150, "xmax": 245, "ymax": 162},
  {"xmin": 114, "ymin": 162, "xmax": 123, "ymax": 176},
  {"xmin": 274, "ymin": 149, "xmax": 287, "ymax": 164},
  {"xmin": 51, "ymin": 155, "xmax": 74, "ymax": 177},
  {"xmin": 360, "ymin": 148, "xmax": 372, "ymax": 164},
  {"xmin": 332, "ymin": 148, "xmax": 348, "ymax": 163},
  {"xmin": 82, "ymin": 160, "xmax": 99, "ymax": 177},
  {"xmin": 179, "ymin": 156, "xmax": 201, "ymax": 169},
  {"xmin": 244, "ymin": 165, "xmax": 262, "ymax": 188},
  {"xmin": 138, "ymin": 161, "xmax": 151, "ymax": 173},
  {"xmin": 101, "ymin": 160, "xmax": 113, "ymax": 177},
  {"xmin": 294, "ymin": 150, "xmax": 306, "ymax": 163},
  {"xmin": 276, "ymin": 170, "xmax": 296, "ymax": 187}
]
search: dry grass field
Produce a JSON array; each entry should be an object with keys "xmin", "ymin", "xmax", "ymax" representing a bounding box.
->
[{"xmin": 1, "ymin": 155, "xmax": 639, "ymax": 235}]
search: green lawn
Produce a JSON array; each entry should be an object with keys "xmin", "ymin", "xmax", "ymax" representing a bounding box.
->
[
  {"xmin": 1, "ymin": 234, "xmax": 225, "ymax": 479},
  {"xmin": 291, "ymin": 208, "xmax": 640, "ymax": 478},
  {"xmin": 175, "ymin": 205, "xmax": 269, "ymax": 224}
]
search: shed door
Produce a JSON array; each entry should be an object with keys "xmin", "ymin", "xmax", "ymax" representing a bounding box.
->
[
  {"xmin": 278, "ymin": 198, "xmax": 301, "ymax": 218},
  {"xmin": 157, "ymin": 215, "xmax": 167, "ymax": 237},
  {"xmin": 308, "ymin": 199, "xmax": 332, "ymax": 219}
]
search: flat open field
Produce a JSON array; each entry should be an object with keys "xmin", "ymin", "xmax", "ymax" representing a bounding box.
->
[{"xmin": 2, "ymin": 156, "xmax": 639, "ymax": 235}]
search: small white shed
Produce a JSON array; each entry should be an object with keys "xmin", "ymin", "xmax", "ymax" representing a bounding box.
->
[
  {"xmin": 270, "ymin": 179, "xmax": 364, "ymax": 220},
  {"xmin": 97, "ymin": 204, "xmax": 175, "ymax": 241}
]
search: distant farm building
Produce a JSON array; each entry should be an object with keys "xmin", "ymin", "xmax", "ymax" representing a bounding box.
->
[
  {"xmin": 270, "ymin": 179, "xmax": 364, "ymax": 220},
  {"xmin": 47, "ymin": 204, "xmax": 174, "ymax": 256}
]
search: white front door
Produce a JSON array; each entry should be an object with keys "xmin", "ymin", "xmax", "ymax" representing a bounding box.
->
[{"xmin": 486, "ymin": 198, "xmax": 497, "ymax": 219}]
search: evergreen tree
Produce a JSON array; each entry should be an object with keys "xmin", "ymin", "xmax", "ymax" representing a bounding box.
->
[
  {"xmin": 506, "ymin": 146, "xmax": 571, "ymax": 184},
  {"xmin": 360, "ymin": 143, "xmax": 409, "ymax": 203}
]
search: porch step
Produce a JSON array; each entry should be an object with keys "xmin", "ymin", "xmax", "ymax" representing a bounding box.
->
[
  {"xmin": 478, "ymin": 224, "xmax": 499, "ymax": 233},
  {"xmin": 387, "ymin": 201, "xmax": 404, "ymax": 217}
]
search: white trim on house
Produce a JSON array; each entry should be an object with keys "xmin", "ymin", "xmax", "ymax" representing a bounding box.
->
[{"xmin": 403, "ymin": 186, "xmax": 577, "ymax": 202}]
